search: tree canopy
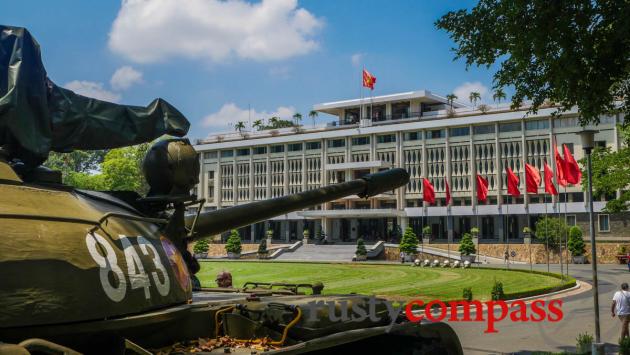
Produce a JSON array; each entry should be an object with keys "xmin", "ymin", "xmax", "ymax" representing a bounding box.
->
[{"xmin": 436, "ymin": 0, "xmax": 630, "ymax": 125}]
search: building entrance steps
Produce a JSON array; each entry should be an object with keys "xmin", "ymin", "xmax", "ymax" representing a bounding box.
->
[{"xmin": 275, "ymin": 244, "xmax": 370, "ymax": 261}]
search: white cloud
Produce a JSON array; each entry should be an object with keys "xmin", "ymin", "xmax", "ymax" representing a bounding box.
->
[
  {"xmin": 351, "ymin": 53, "xmax": 364, "ymax": 67},
  {"xmin": 453, "ymin": 81, "xmax": 489, "ymax": 105},
  {"xmin": 110, "ymin": 65, "xmax": 143, "ymax": 90},
  {"xmin": 64, "ymin": 81, "xmax": 121, "ymax": 103},
  {"xmin": 202, "ymin": 103, "xmax": 295, "ymax": 133},
  {"xmin": 108, "ymin": 0, "xmax": 324, "ymax": 64}
]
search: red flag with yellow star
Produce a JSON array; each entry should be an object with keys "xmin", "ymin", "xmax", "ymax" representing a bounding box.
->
[{"xmin": 362, "ymin": 69, "xmax": 376, "ymax": 90}]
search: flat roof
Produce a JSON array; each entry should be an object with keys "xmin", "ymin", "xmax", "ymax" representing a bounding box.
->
[{"xmin": 313, "ymin": 90, "xmax": 468, "ymax": 115}]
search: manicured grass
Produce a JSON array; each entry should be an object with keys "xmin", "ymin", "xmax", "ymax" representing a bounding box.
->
[{"xmin": 198, "ymin": 261, "xmax": 568, "ymax": 302}]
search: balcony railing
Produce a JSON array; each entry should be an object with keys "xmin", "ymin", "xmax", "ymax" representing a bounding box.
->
[{"xmin": 338, "ymin": 111, "xmax": 424, "ymax": 126}]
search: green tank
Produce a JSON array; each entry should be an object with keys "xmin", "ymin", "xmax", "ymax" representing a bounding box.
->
[{"xmin": 0, "ymin": 26, "xmax": 463, "ymax": 354}]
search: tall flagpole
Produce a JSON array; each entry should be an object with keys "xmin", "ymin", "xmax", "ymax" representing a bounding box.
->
[
  {"xmin": 545, "ymin": 193, "xmax": 550, "ymax": 273},
  {"xmin": 564, "ymin": 185, "xmax": 569, "ymax": 277},
  {"xmin": 506, "ymin": 198, "xmax": 510, "ymax": 270}
]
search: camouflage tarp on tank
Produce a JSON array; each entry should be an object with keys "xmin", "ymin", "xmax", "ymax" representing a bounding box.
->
[{"xmin": 0, "ymin": 25, "xmax": 190, "ymax": 169}]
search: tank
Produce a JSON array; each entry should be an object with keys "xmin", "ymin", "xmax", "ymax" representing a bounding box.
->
[{"xmin": 0, "ymin": 25, "xmax": 463, "ymax": 354}]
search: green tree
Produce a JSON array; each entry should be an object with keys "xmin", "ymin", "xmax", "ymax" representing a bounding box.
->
[
  {"xmin": 234, "ymin": 121, "xmax": 246, "ymax": 133},
  {"xmin": 193, "ymin": 239, "xmax": 209, "ymax": 254},
  {"xmin": 44, "ymin": 150, "xmax": 107, "ymax": 185},
  {"xmin": 458, "ymin": 233, "xmax": 476, "ymax": 255},
  {"xmin": 356, "ymin": 238, "xmax": 367, "ymax": 256},
  {"xmin": 567, "ymin": 226, "xmax": 586, "ymax": 256},
  {"xmin": 252, "ymin": 119, "xmax": 263, "ymax": 131},
  {"xmin": 589, "ymin": 125, "xmax": 630, "ymax": 212},
  {"xmin": 101, "ymin": 143, "xmax": 150, "ymax": 193},
  {"xmin": 436, "ymin": 1, "xmax": 630, "ymax": 126},
  {"xmin": 225, "ymin": 230, "xmax": 242, "ymax": 254},
  {"xmin": 257, "ymin": 238, "xmax": 268, "ymax": 255},
  {"xmin": 268, "ymin": 116, "xmax": 280, "ymax": 128},
  {"xmin": 446, "ymin": 93, "xmax": 458, "ymax": 109},
  {"xmin": 534, "ymin": 217, "xmax": 568, "ymax": 250},
  {"xmin": 292, "ymin": 112, "xmax": 302, "ymax": 126},
  {"xmin": 492, "ymin": 89, "xmax": 506, "ymax": 107},
  {"xmin": 469, "ymin": 91, "xmax": 481, "ymax": 108},
  {"xmin": 308, "ymin": 110, "xmax": 318, "ymax": 126},
  {"xmin": 399, "ymin": 227, "xmax": 419, "ymax": 255}
]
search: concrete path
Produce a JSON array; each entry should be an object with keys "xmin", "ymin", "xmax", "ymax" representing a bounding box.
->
[
  {"xmin": 454, "ymin": 264, "xmax": 627, "ymax": 354},
  {"xmin": 275, "ymin": 244, "xmax": 362, "ymax": 261}
]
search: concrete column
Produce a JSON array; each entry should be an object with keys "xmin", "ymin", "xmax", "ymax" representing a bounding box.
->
[
  {"xmin": 495, "ymin": 123, "xmax": 503, "ymax": 207},
  {"xmin": 350, "ymin": 219, "xmax": 358, "ymax": 240},
  {"xmin": 232, "ymin": 159, "xmax": 237, "ymax": 205},
  {"xmin": 266, "ymin": 148, "xmax": 271, "ymax": 199},
  {"xmin": 216, "ymin": 155, "xmax": 222, "ymax": 208},
  {"xmin": 302, "ymin": 150, "xmax": 307, "ymax": 191},
  {"xmin": 399, "ymin": 216, "xmax": 409, "ymax": 232},
  {"xmin": 250, "ymin": 223, "xmax": 255, "ymax": 243},
  {"xmin": 297, "ymin": 220, "xmax": 304, "ymax": 240},
  {"xmin": 283, "ymin": 147, "xmax": 289, "ymax": 195},
  {"xmin": 470, "ymin": 131, "xmax": 477, "ymax": 226},
  {"xmin": 283, "ymin": 219, "xmax": 290, "ymax": 243},
  {"xmin": 249, "ymin": 154, "xmax": 254, "ymax": 202}
]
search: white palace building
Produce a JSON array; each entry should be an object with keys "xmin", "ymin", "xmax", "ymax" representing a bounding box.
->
[{"xmin": 193, "ymin": 90, "xmax": 625, "ymax": 243}]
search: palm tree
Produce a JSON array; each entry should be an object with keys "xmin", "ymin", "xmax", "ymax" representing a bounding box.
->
[
  {"xmin": 234, "ymin": 121, "xmax": 246, "ymax": 133},
  {"xmin": 292, "ymin": 112, "xmax": 302, "ymax": 126},
  {"xmin": 469, "ymin": 91, "xmax": 481, "ymax": 108},
  {"xmin": 446, "ymin": 93, "xmax": 458, "ymax": 110},
  {"xmin": 493, "ymin": 89, "xmax": 506, "ymax": 107},
  {"xmin": 252, "ymin": 119, "xmax": 263, "ymax": 131},
  {"xmin": 268, "ymin": 116, "xmax": 280, "ymax": 129},
  {"xmin": 308, "ymin": 110, "xmax": 318, "ymax": 127}
]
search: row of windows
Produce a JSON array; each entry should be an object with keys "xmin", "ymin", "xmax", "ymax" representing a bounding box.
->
[{"xmin": 203, "ymin": 119, "xmax": 597, "ymax": 159}]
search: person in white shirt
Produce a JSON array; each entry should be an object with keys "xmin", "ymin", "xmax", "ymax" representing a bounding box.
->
[{"xmin": 612, "ymin": 282, "xmax": 630, "ymax": 339}]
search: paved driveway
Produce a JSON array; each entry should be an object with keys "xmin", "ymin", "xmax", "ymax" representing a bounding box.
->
[{"xmin": 452, "ymin": 263, "xmax": 629, "ymax": 354}]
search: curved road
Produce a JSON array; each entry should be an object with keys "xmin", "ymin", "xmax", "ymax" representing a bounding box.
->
[{"xmin": 452, "ymin": 263, "xmax": 628, "ymax": 354}]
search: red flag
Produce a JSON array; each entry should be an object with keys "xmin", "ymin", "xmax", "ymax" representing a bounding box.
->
[
  {"xmin": 544, "ymin": 162, "xmax": 558, "ymax": 195},
  {"xmin": 422, "ymin": 178, "xmax": 435, "ymax": 205},
  {"xmin": 554, "ymin": 145, "xmax": 568, "ymax": 187},
  {"xmin": 506, "ymin": 167, "xmax": 520, "ymax": 197},
  {"xmin": 525, "ymin": 163, "xmax": 541, "ymax": 194},
  {"xmin": 476, "ymin": 174, "xmax": 489, "ymax": 202},
  {"xmin": 362, "ymin": 69, "xmax": 376, "ymax": 90},
  {"xmin": 563, "ymin": 144, "xmax": 582, "ymax": 185},
  {"xmin": 445, "ymin": 178, "xmax": 452, "ymax": 205}
]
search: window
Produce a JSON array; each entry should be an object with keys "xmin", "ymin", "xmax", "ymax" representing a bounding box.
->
[
  {"xmin": 220, "ymin": 150, "xmax": 233, "ymax": 158},
  {"xmin": 208, "ymin": 171, "xmax": 214, "ymax": 179},
  {"xmin": 288, "ymin": 143, "xmax": 303, "ymax": 152},
  {"xmin": 253, "ymin": 146, "xmax": 267, "ymax": 155},
  {"xmin": 525, "ymin": 119, "xmax": 550, "ymax": 131},
  {"xmin": 553, "ymin": 117, "xmax": 579, "ymax": 128},
  {"xmin": 566, "ymin": 215, "xmax": 576, "ymax": 226},
  {"xmin": 449, "ymin": 127, "xmax": 470, "ymax": 137},
  {"xmin": 377, "ymin": 134, "xmax": 396, "ymax": 143},
  {"xmin": 203, "ymin": 151, "xmax": 217, "ymax": 159},
  {"xmin": 327, "ymin": 139, "xmax": 345, "ymax": 148},
  {"xmin": 352, "ymin": 136, "xmax": 370, "ymax": 146},
  {"xmin": 595, "ymin": 140, "xmax": 606, "ymax": 149},
  {"xmin": 306, "ymin": 141, "xmax": 321, "ymax": 150},
  {"xmin": 404, "ymin": 132, "xmax": 421, "ymax": 141},
  {"xmin": 499, "ymin": 122, "xmax": 521, "ymax": 133},
  {"xmin": 270, "ymin": 145, "xmax": 284, "ymax": 153},
  {"xmin": 426, "ymin": 129, "xmax": 445, "ymax": 139},
  {"xmin": 236, "ymin": 148, "xmax": 250, "ymax": 156},
  {"xmin": 598, "ymin": 214, "xmax": 610, "ymax": 232},
  {"xmin": 473, "ymin": 124, "xmax": 495, "ymax": 135}
]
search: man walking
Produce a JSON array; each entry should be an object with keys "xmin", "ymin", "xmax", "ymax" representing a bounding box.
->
[{"xmin": 612, "ymin": 282, "xmax": 630, "ymax": 339}]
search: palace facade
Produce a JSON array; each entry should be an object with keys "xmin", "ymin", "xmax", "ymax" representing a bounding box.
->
[{"xmin": 194, "ymin": 90, "xmax": 624, "ymax": 243}]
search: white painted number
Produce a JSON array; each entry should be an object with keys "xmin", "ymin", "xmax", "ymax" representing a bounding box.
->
[
  {"xmin": 138, "ymin": 236, "xmax": 170, "ymax": 296},
  {"xmin": 86, "ymin": 233, "xmax": 171, "ymax": 302},
  {"xmin": 120, "ymin": 235, "xmax": 151, "ymax": 299},
  {"xmin": 86, "ymin": 232, "xmax": 127, "ymax": 302}
]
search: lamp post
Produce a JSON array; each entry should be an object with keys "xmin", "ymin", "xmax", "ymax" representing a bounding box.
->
[{"xmin": 578, "ymin": 129, "xmax": 603, "ymax": 355}]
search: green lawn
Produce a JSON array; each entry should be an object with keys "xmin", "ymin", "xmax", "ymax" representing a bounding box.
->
[{"xmin": 198, "ymin": 261, "xmax": 566, "ymax": 302}]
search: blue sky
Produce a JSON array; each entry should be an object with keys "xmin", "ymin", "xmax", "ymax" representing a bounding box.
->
[{"xmin": 4, "ymin": 0, "xmax": 501, "ymax": 140}]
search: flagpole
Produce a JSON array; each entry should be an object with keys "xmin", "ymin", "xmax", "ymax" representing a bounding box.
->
[
  {"xmin": 506, "ymin": 198, "xmax": 510, "ymax": 270},
  {"xmin": 564, "ymin": 185, "xmax": 569, "ymax": 277},
  {"xmin": 545, "ymin": 193, "xmax": 550, "ymax": 273}
]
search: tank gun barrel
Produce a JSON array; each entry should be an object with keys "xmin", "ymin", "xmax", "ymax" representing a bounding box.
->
[{"xmin": 185, "ymin": 168, "xmax": 409, "ymax": 239}]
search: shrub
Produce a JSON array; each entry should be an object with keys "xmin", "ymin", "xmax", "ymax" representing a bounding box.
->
[
  {"xmin": 356, "ymin": 238, "xmax": 367, "ymax": 256},
  {"xmin": 576, "ymin": 332, "xmax": 593, "ymax": 354},
  {"xmin": 523, "ymin": 227, "xmax": 532, "ymax": 234},
  {"xmin": 422, "ymin": 226, "xmax": 432, "ymax": 237},
  {"xmin": 458, "ymin": 233, "xmax": 476, "ymax": 255},
  {"xmin": 400, "ymin": 227, "xmax": 419, "ymax": 255},
  {"xmin": 535, "ymin": 217, "xmax": 567, "ymax": 250},
  {"xmin": 303, "ymin": 229, "xmax": 310, "ymax": 238},
  {"xmin": 619, "ymin": 245, "xmax": 628, "ymax": 255},
  {"xmin": 491, "ymin": 279, "xmax": 505, "ymax": 300},
  {"xmin": 462, "ymin": 287, "xmax": 473, "ymax": 301},
  {"xmin": 257, "ymin": 238, "xmax": 268, "ymax": 255},
  {"xmin": 193, "ymin": 239, "xmax": 209, "ymax": 254},
  {"xmin": 568, "ymin": 226, "xmax": 586, "ymax": 256},
  {"xmin": 620, "ymin": 336, "xmax": 630, "ymax": 355},
  {"xmin": 225, "ymin": 230, "xmax": 242, "ymax": 254},
  {"xmin": 266, "ymin": 229, "xmax": 274, "ymax": 239},
  {"xmin": 470, "ymin": 227, "xmax": 479, "ymax": 236}
]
